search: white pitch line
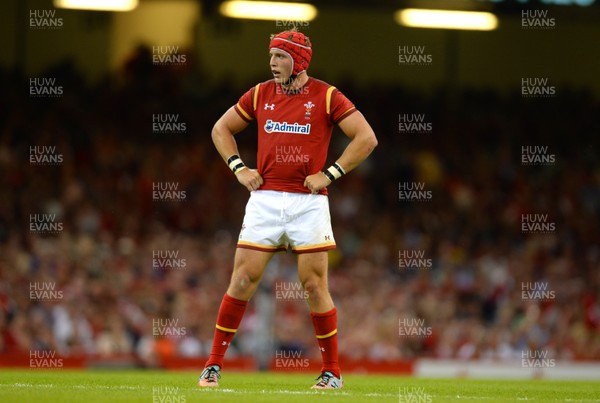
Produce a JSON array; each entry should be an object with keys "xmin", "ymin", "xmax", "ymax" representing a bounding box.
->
[
  {"xmin": 5, "ymin": 383, "xmax": 598, "ymax": 402},
  {"xmin": 198, "ymin": 388, "xmax": 353, "ymax": 396},
  {"xmin": 365, "ymin": 392, "xmax": 411, "ymax": 397},
  {"xmin": 435, "ymin": 396, "xmax": 600, "ymax": 402},
  {"xmin": 0, "ymin": 383, "xmax": 145, "ymax": 391}
]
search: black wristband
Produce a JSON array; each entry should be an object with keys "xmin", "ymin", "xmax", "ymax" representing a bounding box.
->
[
  {"xmin": 333, "ymin": 162, "xmax": 346, "ymax": 176},
  {"xmin": 232, "ymin": 162, "xmax": 246, "ymax": 174},
  {"xmin": 325, "ymin": 162, "xmax": 345, "ymax": 181},
  {"xmin": 323, "ymin": 170, "xmax": 335, "ymax": 182},
  {"xmin": 227, "ymin": 154, "xmax": 240, "ymax": 165},
  {"xmin": 227, "ymin": 155, "xmax": 246, "ymax": 174}
]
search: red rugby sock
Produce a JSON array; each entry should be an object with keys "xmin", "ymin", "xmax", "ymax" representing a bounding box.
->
[
  {"xmin": 205, "ymin": 293, "xmax": 248, "ymax": 369},
  {"xmin": 310, "ymin": 307, "xmax": 341, "ymax": 378}
]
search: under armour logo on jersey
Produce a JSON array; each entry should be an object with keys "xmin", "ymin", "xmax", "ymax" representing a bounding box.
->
[
  {"xmin": 325, "ymin": 235, "xmax": 331, "ymax": 241},
  {"xmin": 264, "ymin": 103, "xmax": 275, "ymax": 110}
]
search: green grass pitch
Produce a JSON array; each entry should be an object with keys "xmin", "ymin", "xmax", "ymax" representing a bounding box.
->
[{"xmin": 0, "ymin": 369, "xmax": 598, "ymax": 402}]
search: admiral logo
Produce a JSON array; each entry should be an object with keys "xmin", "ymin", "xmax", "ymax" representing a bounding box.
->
[{"xmin": 264, "ymin": 120, "xmax": 311, "ymax": 135}]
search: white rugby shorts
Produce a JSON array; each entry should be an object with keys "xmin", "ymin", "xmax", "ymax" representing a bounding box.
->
[{"xmin": 237, "ymin": 190, "xmax": 336, "ymax": 254}]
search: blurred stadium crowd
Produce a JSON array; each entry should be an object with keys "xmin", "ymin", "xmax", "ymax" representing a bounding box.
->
[{"xmin": 0, "ymin": 47, "xmax": 599, "ymax": 366}]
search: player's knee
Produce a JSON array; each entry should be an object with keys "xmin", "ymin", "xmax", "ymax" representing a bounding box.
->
[
  {"xmin": 230, "ymin": 271, "xmax": 258, "ymax": 295},
  {"xmin": 302, "ymin": 278, "xmax": 328, "ymax": 300}
]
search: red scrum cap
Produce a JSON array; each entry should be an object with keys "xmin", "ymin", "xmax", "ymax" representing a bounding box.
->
[{"xmin": 269, "ymin": 30, "xmax": 312, "ymax": 77}]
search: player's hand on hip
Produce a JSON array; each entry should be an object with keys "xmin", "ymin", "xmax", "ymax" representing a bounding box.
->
[
  {"xmin": 304, "ymin": 172, "xmax": 331, "ymax": 194},
  {"xmin": 236, "ymin": 168, "xmax": 264, "ymax": 192}
]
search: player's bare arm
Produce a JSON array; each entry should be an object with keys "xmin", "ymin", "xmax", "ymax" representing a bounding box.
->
[
  {"xmin": 304, "ymin": 111, "xmax": 377, "ymax": 193},
  {"xmin": 212, "ymin": 106, "xmax": 264, "ymax": 192}
]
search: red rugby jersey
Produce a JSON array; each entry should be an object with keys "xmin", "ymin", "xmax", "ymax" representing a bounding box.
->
[{"xmin": 234, "ymin": 78, "xmax": 357, "ymax": 195}]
